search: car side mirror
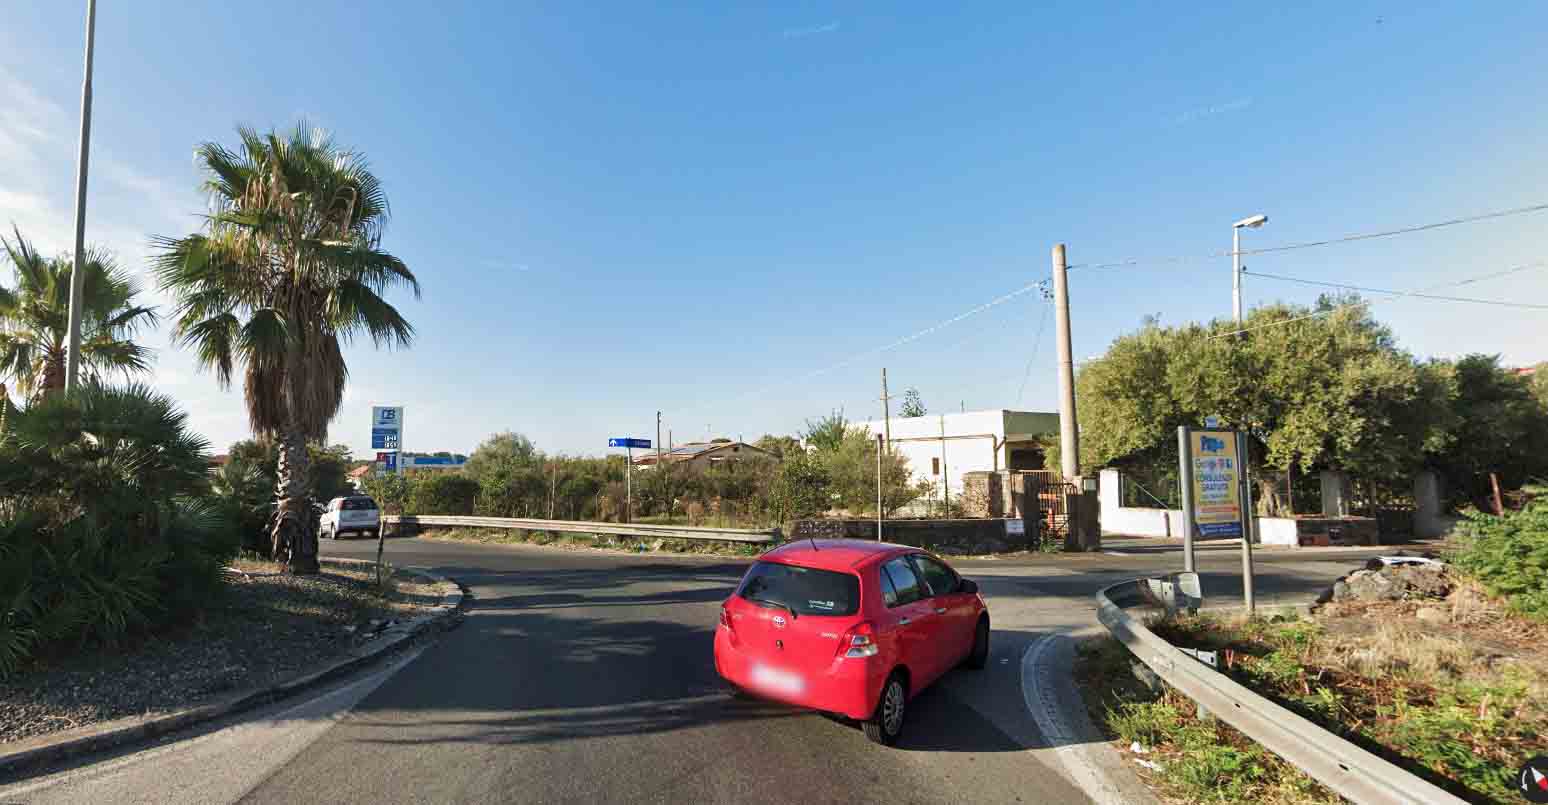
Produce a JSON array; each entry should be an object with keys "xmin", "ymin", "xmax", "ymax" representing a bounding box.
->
[{"xmin": 959, "ymin": 579, "xmax": 979, "ymax": 595}]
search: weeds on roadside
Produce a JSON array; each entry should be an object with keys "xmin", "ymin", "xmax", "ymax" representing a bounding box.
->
[
  {"xmin": 1145, "ymin": 609, "xmax": 1547, "ymax": 802},
  {"xmin": 1077, "ymin": 637, "xmax": 1339, "ymax": 805}
]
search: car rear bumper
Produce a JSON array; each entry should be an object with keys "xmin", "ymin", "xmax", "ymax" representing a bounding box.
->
[{"xmin": 713, "ymin": 627, "xmax": 885, "ymax": 721}]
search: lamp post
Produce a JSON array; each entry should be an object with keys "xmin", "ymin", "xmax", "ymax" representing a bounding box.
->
[
  {"xmin": 1232, "ymin": 214, "xmax": 1268, "ymax": 326},
  {"xmin": 64, "ymin": 0, "xmax": 99, "ymax": 390}
]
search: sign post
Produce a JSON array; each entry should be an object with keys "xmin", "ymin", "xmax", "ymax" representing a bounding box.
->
[
  {"xmin": 1238, "ymin": 431, "xmax": 1257, "ymax": 614},
  {"xmin": 1178, "ymin": 427, "xmax": 1198, "ymax": 573},
  {"xmin": 608, "ymin": 438, "xmax": 651, "ymax": 524},
  {"xmin": 1179, "ymin": 424, "xmax": 1255, "ymax": 611}
]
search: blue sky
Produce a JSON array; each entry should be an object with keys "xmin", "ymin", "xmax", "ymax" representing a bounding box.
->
[{"xmin": 3, "ymin": 2, "xmax": 1546, "ymax": 458}]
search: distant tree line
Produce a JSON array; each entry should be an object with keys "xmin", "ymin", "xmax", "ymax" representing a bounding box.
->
[{"xmin": 358, "ymin": 413, "xmax": 930, "ymax": 528}]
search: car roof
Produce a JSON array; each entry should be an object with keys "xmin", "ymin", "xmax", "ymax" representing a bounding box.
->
[{"xmin": 761, "ymin": 539, "xmax": 920, "ymax": 571}]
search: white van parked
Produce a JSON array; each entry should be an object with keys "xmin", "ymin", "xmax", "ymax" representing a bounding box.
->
[{"xmin": 320, "ymin": 495, "xmax": 381, "ymax": 540}]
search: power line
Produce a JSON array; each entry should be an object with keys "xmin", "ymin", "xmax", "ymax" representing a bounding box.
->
[
  {"xmin": 1244, "ymin": 268, "xmax": 1548, "ymax": 310},
  {"xmin": 1015, "ymin": 301, "xmax": 1052, "ymax": 405},
  {"xmin": 1072, "ymin": 201, "xmax": 1548, "ymax": 273},
  {"xmin": 1205, "ymin": 259, "xmax": 1548, "ymax": 340},
  {"xmin": 684, "ymin": 276, "xmax": 1049, "ymax": 415}
]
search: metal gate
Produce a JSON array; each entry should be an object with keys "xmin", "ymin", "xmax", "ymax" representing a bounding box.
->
[{"xmin": 1024, "ymin": 473, "xmax": 1076, "ymax": 542}]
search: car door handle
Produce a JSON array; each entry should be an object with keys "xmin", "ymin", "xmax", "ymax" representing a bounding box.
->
[
  {"xmin": 898, "ymin": 617, "xmax": 911, "ymax": 626},
  {"xmin": 935, "ymin": 607, "xmax": 947, "ymax": 615}
]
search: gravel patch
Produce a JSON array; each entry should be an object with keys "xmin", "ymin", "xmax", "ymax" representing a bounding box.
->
[{"xmin": 0, "ymin": 566, "xmax": 438, "ymax": 745}]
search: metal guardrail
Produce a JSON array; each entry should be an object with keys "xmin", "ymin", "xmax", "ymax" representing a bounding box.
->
[
  {"xmin": 384, "ymin": 514, "xmax": 781, "ymax": 544},
  {"xmin": 1096, "ymin": 575, "xmax": 1466, "ymax": 805}
]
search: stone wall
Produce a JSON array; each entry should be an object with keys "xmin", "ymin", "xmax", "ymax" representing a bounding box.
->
[
  {"xmin": 960, "ymin": 472, "xmax": 1001, "ymax": 518},
  {"xmin": 789, "ymin": 518, "xmax": 1029, "ymax": 555},
  {"xmin": 960, "ymin": 470, "xmax": 1043, "ymax": 519}
]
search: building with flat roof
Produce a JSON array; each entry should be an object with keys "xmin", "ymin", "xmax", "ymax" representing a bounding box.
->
[{"xmin": 857, "ymin": 409, "xmax": 1059, "ymax": 498}]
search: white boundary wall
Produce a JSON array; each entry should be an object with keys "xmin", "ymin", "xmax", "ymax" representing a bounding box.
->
[{"xmin": 1098, "ymin": 469, "xmax": 1185, "ymax": 537}]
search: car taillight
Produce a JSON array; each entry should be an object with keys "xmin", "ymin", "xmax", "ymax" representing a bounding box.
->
[
  {"xmin": 839, "ymin": 622, "xmax": 878, "ymax": 658},
  {"xmin": 720, "ymin": 605, "xmax": 733, "ymax": 630}
]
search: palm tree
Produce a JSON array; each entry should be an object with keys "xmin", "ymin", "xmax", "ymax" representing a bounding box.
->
[
  {"xmin": 0, "ymin": 228, "xmax": 158, "ymax": 400},
  {"xmin": 153, "ymin": 124, "xmax": 419, "ymax": 574}
]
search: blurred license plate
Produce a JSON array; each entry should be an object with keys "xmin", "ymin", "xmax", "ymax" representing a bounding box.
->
[{"xmin": 750, "ymin": 664, "xmax": 805, "ymax": 696}]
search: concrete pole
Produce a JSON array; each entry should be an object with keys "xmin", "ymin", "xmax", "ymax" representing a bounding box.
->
[
  {"xmin": 64, "ymin": 0, "xmax": 98, "ymax": 391},
  {"xmin": 939, "ymin": 414, "xmax": 949, "ymax": 511},
  {"xmin": 1232, "ymin": 226, "xmax": 1243, "ymax": 327},
  {"xmin": 625, "ymin": 446, "xmax": 632, "ymax": 524},
  {"xmin": 875, "ymin": 433, "xmax": 884, "ymax": 540},
  {"xmin": 656, "ymin": 411, "xmax": 663, "ymax": 471},
  {"xmin": 880, "ymin": 368, "xmax": 892, "ymax": 452},
  {"xmin": 1052, "ymin": 244, "xmax": 1080, "ymax": 480}
]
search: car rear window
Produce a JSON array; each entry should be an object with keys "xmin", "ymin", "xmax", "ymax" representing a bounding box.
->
[
  {"xmin": 737, "ymin": 561, "xmax": 859, "ymax": 616},
  {"xmin": 342, "ymin": 497, "xmax": 378, "ymax": 511}
]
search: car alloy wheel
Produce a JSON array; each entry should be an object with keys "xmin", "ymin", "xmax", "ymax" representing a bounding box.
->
[
  {"xmin": 882, "ymin": 679, "xmax": 905, "ymax": 736},
  {"xmin": 863, "ymin": 673, "xmax": 907, "ymax": 746}
]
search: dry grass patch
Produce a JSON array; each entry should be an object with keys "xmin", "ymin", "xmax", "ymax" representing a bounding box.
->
[{"xmin": 1152, "ymin": 596, "xmax": 1548, "ymax": 803}]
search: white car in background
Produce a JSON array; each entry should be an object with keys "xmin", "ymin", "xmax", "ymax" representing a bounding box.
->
[{"xmin": 320, "ymin": 495, "xmax": 381, "ymax": 540}]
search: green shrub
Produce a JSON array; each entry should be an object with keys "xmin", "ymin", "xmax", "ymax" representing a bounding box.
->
[
  {"xmin": 0, "ymin": 383, "xmax": 237, "ymax": 676},
  {"xmin": 1449, "ymin": 490, "xmax": 1548, "ymax": 620},
  {"xmin": 405, "ymin": 472, "xmax": 479, "ymax": 515}
]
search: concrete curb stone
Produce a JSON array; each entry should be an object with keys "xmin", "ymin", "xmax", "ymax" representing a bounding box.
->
[{"xmin": 0, "ymin": 558, "xmax": 463, "ymax": 781}]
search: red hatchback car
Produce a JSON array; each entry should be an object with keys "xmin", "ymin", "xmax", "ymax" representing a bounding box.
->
[{"xmin": 714, "ymin": 539, "xmax": 989, "ymax": 745}]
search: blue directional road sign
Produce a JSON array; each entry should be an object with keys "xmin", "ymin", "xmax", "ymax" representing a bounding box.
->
[{"xmin": 608, "ymin": 438, "xmax": 651, "ymax": 449}]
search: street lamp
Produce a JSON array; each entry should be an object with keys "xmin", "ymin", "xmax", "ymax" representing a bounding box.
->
[
  {"xmin": 1231, "ymin": 214, "xmax": 1268, "ymax": 326},
  {"xmin": 64, "ymin": 0, "xmax": 99, "ymax": 391}
]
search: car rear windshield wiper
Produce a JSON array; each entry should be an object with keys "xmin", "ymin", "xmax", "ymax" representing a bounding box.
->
[{"xmin": 746, "ymin": 596, "xmax": 798, "ymax": 620}]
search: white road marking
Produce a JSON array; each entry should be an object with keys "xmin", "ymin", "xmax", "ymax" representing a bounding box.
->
[{"xmin": 1021, "ymin": 632, "xmax": 1151, "ymax": 805}]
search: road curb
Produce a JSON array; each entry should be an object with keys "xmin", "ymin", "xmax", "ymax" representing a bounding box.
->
[
  {"xmin": 0, "ymin": 558, "xmax": 463, "ymax": 781},
  {"xmin": 1021, "ymin": 628, "xmax": 1160, "ymax": 805}
]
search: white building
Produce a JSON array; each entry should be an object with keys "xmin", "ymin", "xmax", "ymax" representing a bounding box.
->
[{"xmin": 858, "ymin": 409, "xmax": 1059, "ymax": 498}]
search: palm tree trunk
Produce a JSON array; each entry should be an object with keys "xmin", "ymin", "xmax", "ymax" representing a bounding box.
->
[
  {"xmin": 273, "ymin": 425, "xmax": 320, "ymax": 574},
  {"xmin": 41, "ymin": 350, "xmax": 66, "ymax": 396}
]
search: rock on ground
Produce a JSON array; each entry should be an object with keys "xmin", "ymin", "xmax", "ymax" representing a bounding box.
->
[{"xmin": 1320, "ymin": 562, "xmax": 1452, "ymax": 604}]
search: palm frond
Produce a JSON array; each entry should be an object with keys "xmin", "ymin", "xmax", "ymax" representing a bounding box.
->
[
  {"xmin": 81, "ymin": 335, "xmax": 155, "ymax": 378},
  {"xmin": 237, "ymin": 308, "xmax": 289, "ymax": 364},
  {"xmin": 327, "ymin": 279, "xmax": 414, "ymax": 349},
  {"xmin": 98, "ymin": 304, "xmax": 160, "ymax": 336},
  {"xmin": 175, "ymin": 313, "xmax": 239, "ymax": 388},
  {"xmin": 310, "ymin": 242, "xmax": 420, "ymax": 298}
]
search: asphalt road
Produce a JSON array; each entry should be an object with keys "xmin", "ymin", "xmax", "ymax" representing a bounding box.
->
[{"xmin": 2, "ymin": 534, "xmax": 1398, "ymax": 805}]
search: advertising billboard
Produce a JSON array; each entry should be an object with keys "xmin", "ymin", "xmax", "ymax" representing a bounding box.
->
[{"xmin": 1190, "ymin": 430, "xmax": 1242, "ymax": 538}]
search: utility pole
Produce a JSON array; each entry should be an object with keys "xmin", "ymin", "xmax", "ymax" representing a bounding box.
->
[
  {"xmin": 1052, "ymin": 244, "xmax": 1080, "ymax": 480},
  {"xmin": 549, "ymin": 463, "xmax": 557, "ymax": 519},
  {"xmin": 880, "ymin": 368, "xmax": 892, "ymax": 452},
  {"xmin": 939, "ymin": 414, "xmax": 949, "ymax": 512},
  {"xmin": 655, "ymin": 410, "xmax": 663, "ymax": 471},
  {"xmin": 624, "ymin": 446, "xmax": 633, "ymax": 523},
  {"xmin": 64, "ymin": 0, "xmax": 98, "ymax": 391},
  {"xmin": 875, "ymin": 433, "xmax": 884, "ymax": 541}
]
